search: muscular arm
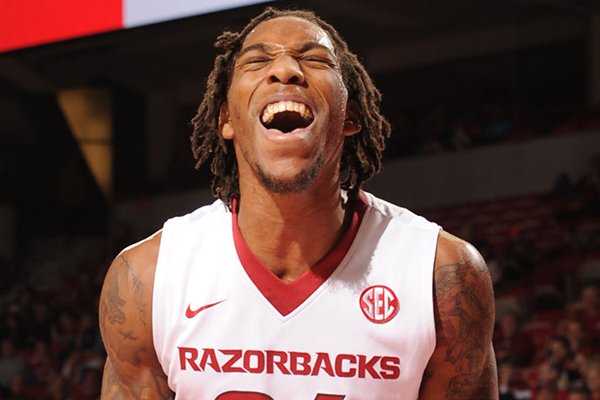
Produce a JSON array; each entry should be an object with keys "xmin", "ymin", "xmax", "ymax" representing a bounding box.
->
[
  {"xmin": 98, "ymin": 233, "xmax": 174, "ymax": 399},
  {"xmin": 419, "ymin": 232, "xmax": 498, "ymax": 399}
]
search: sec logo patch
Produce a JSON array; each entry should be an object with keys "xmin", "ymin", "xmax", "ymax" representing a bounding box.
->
[{"xmin": 360, "ymin": 285, "xmax": 399, "ymax": 323}]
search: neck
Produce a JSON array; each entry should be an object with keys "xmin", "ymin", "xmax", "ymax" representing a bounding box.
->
[{"xmin": 236, "ymin": 181, "xmax": 349, "ymax": 281}]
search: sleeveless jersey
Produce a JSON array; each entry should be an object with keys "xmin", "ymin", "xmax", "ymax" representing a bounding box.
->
[{"xmin": 153, "ymin": 191, "xmax": 440, "ymax": 400}]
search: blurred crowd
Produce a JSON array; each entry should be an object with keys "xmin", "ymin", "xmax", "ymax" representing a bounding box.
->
[
  {"xmin": 0, "ymin": 266, "xmax": 106, "ymax": 399},
  {"xmin": 386, "ymin": 100, "xmax": 600, "ymax": 158},
  {"xmin": 495, "ymin": 285, "xmax": 600, "ymax": 400},
  {"xmin": 460, "ymin": 155, "xmax": 600, "ymax": 399}
]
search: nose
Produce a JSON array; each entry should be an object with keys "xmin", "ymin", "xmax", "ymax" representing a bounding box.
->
[{"xmin": 268, "ymin": 55, "xmax": 305, "ymax": 85}]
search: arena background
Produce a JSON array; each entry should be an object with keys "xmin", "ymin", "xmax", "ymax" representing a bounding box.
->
[{"xmin": 0, "ymin": 1, "xmax": 599, "ymax": 398}]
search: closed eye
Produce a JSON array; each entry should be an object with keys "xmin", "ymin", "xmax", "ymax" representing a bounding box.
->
[
  {"xmin": 301, "ymin": 55, "xmax": 336, "ymax": 67},
  {"xmin": 246, "ymin": 56, "xmax": 271, "ymax": 64},
  {"xmin": 238, "ymin": 56, "xmax": 272, "ymax": 71}
]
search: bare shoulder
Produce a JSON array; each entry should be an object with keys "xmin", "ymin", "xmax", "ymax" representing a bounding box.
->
[
  {"xmin": 435, "ymin": 230, "xmax": 487, "ymax": 273},
  {"xmin": 100, "ymin": 231, "xmax": 162, "ymax": 337},
  {"xmin": 419, "ymin": 230, "xmax": 498, "ymax": 399},
  {"xmin": 432, "ymin": 231, "xmax": 495, "ymax": 346},
  {"xmin": 99, "ymin": 231, "xmax": 173, "ymax": 399},
  {"xmin": 113, "ymin": 230, "xmax": 163, "ymax": 287}
]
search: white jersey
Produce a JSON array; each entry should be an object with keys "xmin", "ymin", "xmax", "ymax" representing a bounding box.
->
[{"xmin": 153, "ymin": 191, "xmax": 440, "ymax": 400}]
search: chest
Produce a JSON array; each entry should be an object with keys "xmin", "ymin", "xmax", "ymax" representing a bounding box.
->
[{"xmin": 152, "ymin": 211, "xmax": 438, "ymax": 399}]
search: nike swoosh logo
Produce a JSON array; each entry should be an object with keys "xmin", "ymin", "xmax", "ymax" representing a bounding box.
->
[{"xmin": 185, "ymin": 300, "xmax": 226, "ymax": 318}]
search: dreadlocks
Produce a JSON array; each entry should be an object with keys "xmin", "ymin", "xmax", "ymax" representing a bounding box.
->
[{"xmin": 190, "ymin": 7, "xmax": 391, "ymax": 209}]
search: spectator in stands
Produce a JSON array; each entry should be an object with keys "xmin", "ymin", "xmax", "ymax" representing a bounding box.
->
[
  {"xmin": 563, "ymin": 318, "xmax": 593, "ymax": 359},
  {"xmin": 499, "ymin": 359, "xmax": 532, "ymax": 399},
  {"xmin": 570, "ymin": 284, "xmax": 600, "ymax": 349},
  {"xmin": 534, "ymin": 383, "xmax": 563, "ymax": 400},
  {"xmin": 45, "ymin": 372, "xmax": 68, "ymax": 400},
  {"xmin": 535, "ymin": 361, "xmax": 566, "ymax": 394},
  {"xmin": 50, "ymin": 309, "xmax": 77, "ymax": 365},
  {"xmin": 547, "ymin": 336, "xmax": 574, "ymax": 368},
  {"xmin": 0, "ymin": 337, "xmax": 26, "ymax": 394},
  {"xmin": 60, "ymin": 311, "xmax": 104, "ymax": 388},
  {"xmin": 583, "ymin": 361, "xmax": 600, "ymax": 400},
  {"xmin": 28, "ymin": 298, "xmax": 52, "ymax": 344},
  {"xmin": 24, "ymin": 338, "xmax": 56, "ymax": 396},
  {"xmin": 0, "ymin": 310, "xmax": 24, "ymax": 349},
  {"xmin": 2, "ymin": 373, "xmax": 29, "ymax": 400},
  {"xmin": 15, "ymin": 287, "xmax": 34, "ymax": 316},
  {"xmin": 543, "ymin": 336, "xmax": 584, "ymax": 390},
  {"xmin": 572, "ymin": 284, "xmax": 600, "ymax": 316},
  {"xmin": 68, "ymin": 368, "xmax": 101, "ymax": 400},
  {"xmin": 74, "ymin": 311, "xmax": 102, "ymax": 354},
  {"xmin": 567, "ymin": 387, "xmax": 591, "ymax": 400},
  {"xmin": 61, "ymin": 346, "xmax": 104, "ymax": 388},
  {"xmin": 495, "ymin": 311, "xmax": 537, "ymax": 367}
]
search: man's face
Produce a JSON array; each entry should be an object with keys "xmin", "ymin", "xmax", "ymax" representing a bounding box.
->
[
  {"xmin": 221, "ymin": 16, "xmax": 360, "ymax": 193},
  {"xmin": 587, "ymin": 366, "xmax": 600, "ymax": 391}
]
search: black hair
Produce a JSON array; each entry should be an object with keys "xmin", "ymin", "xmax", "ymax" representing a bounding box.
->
[{"xmin": 190, "ymin": 7, "xmax": 391, "ymax": 208}]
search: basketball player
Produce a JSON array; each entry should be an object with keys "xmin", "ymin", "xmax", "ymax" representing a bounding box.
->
[{"xmin": 99, "ymin": 7, "xmax": 498, "ymax": 399}]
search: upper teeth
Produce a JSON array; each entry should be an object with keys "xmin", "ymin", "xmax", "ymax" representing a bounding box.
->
[{"xmin": 261, "ymin": 101, "xmax": 313, "ymax": 125}]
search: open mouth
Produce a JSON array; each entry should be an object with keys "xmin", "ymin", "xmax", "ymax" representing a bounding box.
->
[{"xmin": 261, "ymin": 101, "xmax": 314, "ymax": 133}]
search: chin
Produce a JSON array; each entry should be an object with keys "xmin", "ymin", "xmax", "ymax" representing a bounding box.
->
[{"xmin": 256, "ymin": 157, "xmax": 323, "ymax": 194}]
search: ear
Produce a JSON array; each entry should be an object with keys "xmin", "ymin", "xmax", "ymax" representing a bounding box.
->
[
  {"xmin": 342, "ymin": 100, "xmax": 362, "ymax": 136},
  {"xmin": 219, "ymin": 103, "xmax": 235, "ymax": 139}
]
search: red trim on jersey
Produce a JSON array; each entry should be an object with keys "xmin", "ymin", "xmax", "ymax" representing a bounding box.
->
[{"xmin": 232, "ymin": 192, "xmax": 368, "ymax": 317}]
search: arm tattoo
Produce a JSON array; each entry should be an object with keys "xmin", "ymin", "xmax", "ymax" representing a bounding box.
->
[
  {"xmin": 472, "ymin": 366, "xmax": 496, "ymax": 399},
  {"xmin": 104, "ymin": 268, "xmax": 126, "ymax": 325},
  {"xmin": 122, "ymin": 254, "xmax": 148, "ymax": 327},
  {"xmin": 100, "ymin": 249, "xmax": 173, "ymax": 399},
  {"xmin": 100, "ymin": 257, "xmax": 147, "ymax": 367},
  {"xmin": 151, "ymin": 368, "xmax": 173, "ymax": 398},
  {"xmin": 447, "ymin": 289, "xmax": 486, "ymax": 373},
  {"xmin": 102, "ymin": 361, "xmax": 121, "ymax": 400},
  {"xmin": 119, "ymin": 330, "xmax": 139, "ymax": 341},
  {"xmin": 435, "ymin": 260, "xmax": 495, "ymax": 399}
]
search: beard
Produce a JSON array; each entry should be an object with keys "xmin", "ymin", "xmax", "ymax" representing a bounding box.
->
[{"xmin": 254, "ymin": 155, "xmax": 324, "ymax": 194}]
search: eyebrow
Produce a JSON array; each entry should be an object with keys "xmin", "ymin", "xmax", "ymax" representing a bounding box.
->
[{"xmin": 237, "ymin": 41, "xmax": 336, "ymax": 59}]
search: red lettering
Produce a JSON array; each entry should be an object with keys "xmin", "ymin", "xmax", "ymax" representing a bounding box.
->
[
  {"xmin": 380, "ymin": 356, "xmax": 400, "ymax": 379},
  {"xmin": 266, "ymin": 350, "xmax": 290, "ymax": 375},
  {"xmin": 334, "ymin": 354, "xmax": 356, "ymax": 378},
  {"xmin": 178, "ymin": 347, "xmax": 200, "ymax": 371},
  {"xmin": 361, "ymin": 288, "xmax": 374, "ymax": 317},
  {"xmin": 360, "ymin": 285, "xmax": 399, "ymax": 323},
  {"xmin": 220, "ymin": 349, "xmax": 244, "ymax": 373},
  {"xmin": 358, "ymin": 355, "xmax": 381, "ymax": 379},
  {"xmin": 198, "ymin": 348, "xmax": 221, "ymax": 372},
  {"xmin": 374, "ymin": 287, "xmax": 387, "ymax": 320},
  {"xmin": 315, "ymin": 395, "xmax": 346, "ymax": 400},
  {"xmin": 179, "ymin": 347, "xmax": 400, "ymax": 381},
  {"xmin": 243, "ymin": 350, "xmax": 265, "ymax": 373},
  {"xmin": 312, "ymin": 352, "xmax": 335, "ymax": 377},
  {"xmin": 290, "ymin": 351, "xmax": 311, "ymax": 375}
]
